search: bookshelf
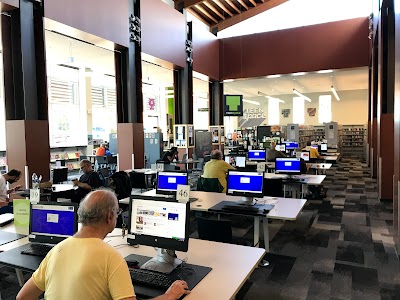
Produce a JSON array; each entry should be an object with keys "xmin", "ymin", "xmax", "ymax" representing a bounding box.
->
[
  {"xmin": 299, "ymin": 125, "xmax": 313, "ymax": 149},
  {"xmin": 341, "ymin": 125, "xmax": 366, "ymax": 157},
  {"xmin": 312, "ymin": 125, "xmax": 325, "ymax": 142},
  {"xmin": 50, "ymin": 147, "xmax": 84, "ymax": 170}
]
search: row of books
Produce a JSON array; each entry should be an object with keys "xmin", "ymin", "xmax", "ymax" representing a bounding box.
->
[{"xmin": 50, "ymin": 152, "xmax": 82, "ymax": 161}]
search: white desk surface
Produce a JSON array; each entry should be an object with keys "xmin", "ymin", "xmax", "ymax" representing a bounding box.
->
[
  {"xmin": 136, "ymin": 190, "xmax": 306, "ymax": 221},
  {"xmin": 307, "ymin": 163, "xmax": 332, "ymax": 170},
  {"xmin": 322, "ymin": 155, "xmax": 339, "ymax": 161},
  {"xmin": 264, "ymin": 173, "xmax": 326, "ymax": 186},
  {"xmin": 0, "ymin": 224, "xmax": 264, "ymax": 300},
  {"xmin": 125, "ymin": 169, "xmax": 157, "ymax": 175}
]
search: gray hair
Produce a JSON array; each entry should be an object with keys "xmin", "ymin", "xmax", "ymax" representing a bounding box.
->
[
  {"xmin": 80, "ymin": 159, "xmax": 91, "ymax": 166},
  {"xmin": 78, "ymin": 189, "xmax": 118, "ymax": 225},
  {"xmin": 211, "ymin": 150, "xmax": 222, "ymax": 160}
]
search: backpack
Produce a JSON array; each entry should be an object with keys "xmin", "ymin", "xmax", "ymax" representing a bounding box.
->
[{"xmin": 108, "ymin": 171, "xmax": 132, "ymax": 199}]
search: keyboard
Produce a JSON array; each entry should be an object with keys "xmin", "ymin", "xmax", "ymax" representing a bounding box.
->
[
  {"xmin": 189, "ymin": 197, "xmax": 198, "ymax": 203},
  {"xmin": 221, "ymin": 205, "xmax": 259, "ymax": 214},
  {"xmin": 130, "ymin": 268, "xmax": 173, "ymax": 290},
  {"xmin": 21, "ymin": 244, "xmax": 54, "ymax": 257}
]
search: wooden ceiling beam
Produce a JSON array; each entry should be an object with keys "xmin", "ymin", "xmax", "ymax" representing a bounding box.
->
[
  {"xmin": 174, "ymin": 0, "xmax": 207, "ymax": 9},
  {"xmin": 237, "ymin": 0, "xmax": 249, "ymax": 10},
  {"xmin": 225, "ymin": 0, "xmax": 241, "ymax": 13},
  {"xmin": 195, "ymin": 4, "xmax": 219, "ymax": 23},
  {"xmin": 203, "ymin": 1, "xmax": 226, "ymax": 20},
  {"xmin": 249, "ymin": 0, "xmax": 257, "ymax": 6},
  {"xmin": 213, "ymin": 0, "xmax": 233, "ymax": 17},
  {"xmin": 187, "ymin": 7, "xmax": 211, "ymax": 26},
  {"xmin": 211, "ymin": 0, "xmax": 288, "ymax": 31}
]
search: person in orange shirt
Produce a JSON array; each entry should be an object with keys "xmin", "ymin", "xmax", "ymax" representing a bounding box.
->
[{"xmin": 95, "ymin": 144, "xmax": 106, "ymax": 156}]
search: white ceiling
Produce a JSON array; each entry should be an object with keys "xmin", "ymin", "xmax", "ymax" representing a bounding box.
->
[{"xmin": 44, "ymin": 30, "xmax": 369, "ymax": 98}]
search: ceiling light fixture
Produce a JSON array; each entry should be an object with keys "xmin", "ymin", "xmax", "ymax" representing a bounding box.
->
[
  {"xmin": 317, "ymin": 69, "xmax": 333, "ymax": 74},
  {"xmin": 266, "ymin": 74, "xmax": 281, "ymax": 78},
  {"xmin": 291, "ymin": 72, "xmax": 306, "ymax": 76},
  {"xmin": 293, "ymin": 88, "xmax": 311, "ymax": 102},
  {"xmin": 331, "ymin": 86, "xmax": 340, "ymax": 101},
  {"xmin": 223, "ymin": 79, "xmax": 234, "ymax": 83},
  {"xmin": 257, "ymin": 91, "xmax": 284, "ymax": 103},
  {"xmin": 243, "ymin": 99, "xmax": 260, "ymax": 105}
]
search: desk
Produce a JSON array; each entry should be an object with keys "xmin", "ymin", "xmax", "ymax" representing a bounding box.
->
[
  {"xmin": 307, "ymin": 163, "xmax": 332, "ymax": 175},
  {"xmin": 128, "ymin": 190, "xmax": 307, "ymax": 251},
  {"xmin": 0, "ymin": 229, "xmax": 265, "ymax": 300},
  {"xmin": 15, "ymin": 184, "xmax": 76, "ymax": 199},
  {"xmin": 173, "ymin": 160, "xmax": 199, "ymax": 171},
  {"xmin": 323, "ymin": 155, "xmax": 339, "ymax": 163}
]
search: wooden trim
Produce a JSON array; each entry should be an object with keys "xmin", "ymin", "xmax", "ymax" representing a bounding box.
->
[
  {"xmin": 213, "ymin": 0, "xmax": 233, "ymax": 16},
  {"xmin": 204, "ymin": 1, "xmax": 225, "ymax": 20},
  {"xmin": 175, "ymin": 0, "xmax": 205, "ymax": 8},
  {"xmin": 225, "ymin": 0, "xmax": 241, "ymax": 13},
  {"xmin": 212, "ymin": 0, "xmax": 288, "ymax": 31},
  {"xmin": 237, "ymin": 0, "xmax": 248, "ymax": 10},
  {"xmin": 195, "ymin": 4, "xmax": 218, "ymax": 23}
]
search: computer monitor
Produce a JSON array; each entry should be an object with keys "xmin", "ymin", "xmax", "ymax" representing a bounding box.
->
[
  {"xmin": 248, "ymin": 149, "xmax": 266, "ymax": 161},
  {"xmin": 285, "ymin": 142, "xmax": 299, "ymax": 150},
  {"xmin": 300, "ymin": 151, "xmax": 310, "ymax": 162},
  {"xmin": 320, "ymin": 143, "xmax": 328, "ymax": 152},
  {"xmin": 226, "ymin": 170, "xmax": 264, "ymax": 205},
  {"xmin": 156, "ymin": 171, "xmax": 188, "ymax": 196},
  {"xmin": 224, "ymin": 156, "xmax": 246, "ymax": 168},
  {"xmin": 30, "ymin": 202, "xmax": 78, "ymax": 244},
  {"xmin": 52, "ymin": 167, "xmax": 68, "ymax": 184},
  {"xmin": 275, "ymin": 158, "xmax": 301, "ymax": 175},
  {"xmin": 275, "ymin": 144, "xmax": 286, "ymax": 152},
  {"xmin": 127, "ymin": 198, "xmax": 190, "ymax": 274}
]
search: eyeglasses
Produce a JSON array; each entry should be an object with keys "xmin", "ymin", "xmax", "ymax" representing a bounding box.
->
[{"xmin": 113, "ymin": 208, "xmax": 123, "ymax": 216}]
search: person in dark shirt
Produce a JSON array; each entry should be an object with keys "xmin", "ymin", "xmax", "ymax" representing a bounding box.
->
[
  {"xmin": 162, "ymin": 147, "xmax": 179, "ymax": 163},
  {"xmin": 72, "ymin": 159, "xmax": 101, "ymax": 202}
]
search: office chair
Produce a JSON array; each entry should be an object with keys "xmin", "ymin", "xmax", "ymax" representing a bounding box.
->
[
  {"xmin": 95, "ymin": 156, "xmax": 108, "ymax": 171},
  {"xmin": 182, "ymin": 153, "xmax": 187, "ymax": 161},
  {"xmin": 196, "ymin": 177, "xmax": 223, "ymax": 193},
  {"xmin": 263, "ymin": 178, "xmax": 284, "ymax": 197},
  {"xmin": 107, "ymin": 155, "xmax": 118, "ymax": 173},
  {"xmin": 52, "ymin": 167, "xmax": 68, "ymax": 184},
  {"xmin": 193, "ymin": 158, "xmax": 204, "ymax": 172},
  {"xmin": 97, "ymin": 168, "xmax": 111, "ymax": 187}
]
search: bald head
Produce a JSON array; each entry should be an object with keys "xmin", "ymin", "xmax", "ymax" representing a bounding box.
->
[
  {"xmin": 211, "ymin": 150, "xmax": 222, "ymax": 160},
  {"xmin": 78, "ymin": 190, "xmax": 118, "ymax": 226}
]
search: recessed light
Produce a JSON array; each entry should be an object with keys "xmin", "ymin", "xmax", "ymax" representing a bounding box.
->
[
  {"xmin": 267, "ymin": 74, "xmax": 281, "ymax": 78},
  {"xmin": 223, "ymin": 79, "xmax": 234, "ymax": 83},
  {"xmin": 317, "ymin": 69, "xmax": 333, "ymax": 74},
  {"xmin": 292, "ymin": 72, "xmax": 306, "ymax": 76}
]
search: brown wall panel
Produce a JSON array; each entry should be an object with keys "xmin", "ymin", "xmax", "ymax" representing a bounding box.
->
[
  {"xmin": 192, "ymin": 22, "xmax": 219, "ymax": 80},
  {"xmin": 1, "ymin": 0, "xmax": 18, "ymax": 8},
  {"xmin": 220, "ymin": 18, "xmax": 370, "ymax": 80},
  {"xmin": 372, "ymin": 119, "xmax": 378, "ymax": 177},
  {"xmin": 44, "ymin": 0, "xmax": 129, "ymax": 47},
  {"xmin": 117, "ymin": 123, "xmax": 145, "ymax": 170},
  {"xmin": 141, "ymin": 0, "xmax": 186, "ymax": 68},
  {"xmin": 379, "ymin": 114, "xmax": 394, "ymax": 200}
]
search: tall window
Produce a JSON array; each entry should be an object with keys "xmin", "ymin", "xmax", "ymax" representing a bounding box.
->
[
  {"xmin": 293, "ymin": 97, "xmax": 305, "ymax": 124},
  {"xmin": 268, "ymin": 98, "xmax": 280, "ymax": 125},
  {"xmin": 319, "ymin": 95, "xmax": 332, "ymax": 123}
]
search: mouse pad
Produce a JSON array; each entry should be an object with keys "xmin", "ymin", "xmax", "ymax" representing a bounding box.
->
[
  {"xmin": 0, "ymin": 230, "xmax": 25, "ymax": 246},
  {"xmin": 125, "ymin": 254, "xmax": 212, "ymax": 299}
]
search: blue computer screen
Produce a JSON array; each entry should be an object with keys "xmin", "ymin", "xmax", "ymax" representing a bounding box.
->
[
  {"xmin": 285, "ymin": 142, "xmax": 299, "ymax": 149},
  {"xmin": 311, "ymin": 145, "xmax": 319, "ymax": 150},
  {"xmin": 248, "ymin": 150, "xmax": 266, "ymax": 161},
  {"xmin": 157, "ymin": 172, "xmax": 188, "ymax": 192},
  {"xmin": 31, "ymin": 204, "xmax": 76, "ymax": 237},
  {"xmin": 227, "ymin": 171, "xmax": 264, "ymax": 194},
  {"xmin": 275, "ymin": 158, "xmax": 301, "ymax": 174}
]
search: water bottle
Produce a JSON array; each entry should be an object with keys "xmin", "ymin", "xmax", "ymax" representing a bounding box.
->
[{"xmin": 32, "ymin": 173, "xmax": 39, "ymax": 189}]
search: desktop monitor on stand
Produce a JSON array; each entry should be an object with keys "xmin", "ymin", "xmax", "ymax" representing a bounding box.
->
[
  {"xmin": 226, "ymin": 171, "xmax": 264, "ymax": 205},
  {"xmin": 224, "ymin": 155, "xmax": 246, "ymax": 168},
  {"xmin": 156, "ymin": 171, "xmax": 188, "ymax": 197},
  {"xmin": 127, "ymin": 198, "xmax": 190, "ymax": 274},
  {"xmin": 248, "ymin": 149, "xmax": 266, "ymax": 162},
  {"xmin": 275, "ymin": 158, "xmax": 301, "ymax": 177},
  {"xmin": 320, "ymin": 143, "xmax": 328, "ymax": 152}
]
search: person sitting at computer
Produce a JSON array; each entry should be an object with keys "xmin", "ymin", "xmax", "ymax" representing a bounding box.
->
[
  {"xmin": 16, "ymin": 190, "xmax": 190, "ymax": 300},
  {"xmin": 0, "ymin": 169, "xmax": 22, "ymax": 214},
  {"xmin": 72, "ymin": 159, "xmax": 101, "ymax": 202},
  {"xmin": 161, "ymin": 147, "xmax": 180, "ymax": 170},
  {"xmin": 203, "ymin": 150, "xmax": 235, "ymax": 193},
  {"xmin": 302, "ymin": 141, "xmax": 323, "ymax": 159},
  {"xmin": 95, "ymin": 143, "xmax": 106, "ymax": 156},
  {"xmin": 266, "ymin": 142, "xmax": 286, "ymax": 162}
]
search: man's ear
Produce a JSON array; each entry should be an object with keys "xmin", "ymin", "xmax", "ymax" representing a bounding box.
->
[{"xmin": 106, "ymin": 211, "xmax": 113, "ymax": 224}]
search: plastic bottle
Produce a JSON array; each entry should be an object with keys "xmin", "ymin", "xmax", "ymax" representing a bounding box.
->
[{"xmin": 32, "ymin": 173, "xmax": 39, "ymax": 189}]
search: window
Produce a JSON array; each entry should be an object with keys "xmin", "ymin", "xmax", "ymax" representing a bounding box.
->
[
  {"xmin": 268, "ymin": 98, "xmax": 280, "ymax": 125},
  {"xmin": 319, "ymin": 95, "xmax": 332, "ymax": 123},
  {"xmin": 293, "ymin": 97, "xmax": 305, "ymax": 124}
]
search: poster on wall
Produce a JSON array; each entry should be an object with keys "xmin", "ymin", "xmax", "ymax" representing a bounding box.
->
[
  {"xmin": 282, "ymin": 109, "xmax": 290, "ymax": 118},
  {"xmin": 307, "ymin": 108, "xmax": 316, "ymax": 116},
  {"xmin": 223, "ymin": 95, "xmax": 243, "ymax": 116}
]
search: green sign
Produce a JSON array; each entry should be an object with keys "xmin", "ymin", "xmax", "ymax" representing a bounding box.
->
[
  {"xmin": 13, "ymin": 199, "xmax": 31, "ymax": 227},
  {"xmin": 224, "ymin": 95, "xmax": 243, "ymax": 116}
]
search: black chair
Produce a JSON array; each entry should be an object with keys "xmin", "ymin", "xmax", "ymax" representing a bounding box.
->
[
  {"xmin": 98, "ymin": 168, "xmax": 111, "ymax": 187},
  {"xmin": 107, "ymin": 155, "xmax": 118, "ymax": 173},
  {"xmin": 95, "ymin": 156, "xmax": 108, "ymax": 171},
  {"xmin": 263, "ymin": 178, "xmax": 284, "ymax": 197},
  {"xmin": 52, "ymin": 167, "xmax": 68, "ymax": 184},
  {"xmin": 197, "ymin": 217, "xmax": 233, "ymax": 243},
  {"xmin": 196, "ymin": 177, "xmax": 223, "ymax": 193}
]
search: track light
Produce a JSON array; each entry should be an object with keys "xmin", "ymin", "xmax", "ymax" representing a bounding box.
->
[
  {"xmin": 293, "ymin": 89, "xmax": 311, "ymax": 102},
  {"xmin": 243, "ymin": 99, "xmax": 260, "ymax": 105},
  {"xmin": 331, "ymin": 86, "xmax": 340, "ymax": 101},
  {"xmin": 257, "ymin": 91, "xmax": 284, "ymax": 103}
]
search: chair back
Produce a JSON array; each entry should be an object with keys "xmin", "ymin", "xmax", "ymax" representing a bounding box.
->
[
  {"xmin": 197, "ymin": 218, "xmax": 232, "ymax": 243},
  {"xmin": 129, "ymin": 171, "xmax": 147, "ymax": 190},
  {"xmin": 96, "ymin": 156, "xmax": 108, "ymax": 164},
  {"xmin": 196, "ymin": 177, "xmax": 223, "ymax": 193},
  {"xmin": 195, "ymin": 158, "xmax": 205, "ymax": 171},
  {"xmin": 192, "ymin": 153, "xmax": 198, "ymax": 160},
  {"xmin": 163, "ymin": 164, "xmax": 176, "ymax": 171},
  {"xmin": 263, "ymin": 178, "xmax": 283, "ymax": 197},
  {"xmin": 182, "ymin": 153, "xmax": 188, "ymax": 161}
]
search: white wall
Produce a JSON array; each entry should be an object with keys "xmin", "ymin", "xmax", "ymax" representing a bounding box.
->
[{"xmin": 241, "ymin": 89, "xmax": 368, "ymax": 126}]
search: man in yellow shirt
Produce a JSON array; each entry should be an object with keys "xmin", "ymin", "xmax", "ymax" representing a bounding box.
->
[
  {"xmin": 302, "ymin": 141, "xmax": 323, "ymax": 159},
  {"xmin": 16, "ymin": 190, "xmax": 190, "ymax": 300},
  {"xmin": 203, "ymin": 150, "xmax": 236, "ymax": 192}
]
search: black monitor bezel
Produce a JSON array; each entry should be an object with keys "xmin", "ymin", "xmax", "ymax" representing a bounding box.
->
[
  {"xmin": 226, "ymin": 170, "xmax": 265, "ymax": 198},
  {"xmin": 156, "ymin": 170, "xmax": 189, "ymax": 196},
  {"xmin": 29, "ymin": 201, "xmax": 78, "ymax": 245},
  {"xmin": 275, "ymin": 158, "xmax": 302, "ymax": 175},
  {"xmin": 224, "ymin": 155, "xmax": 246, "ymax": 167},
  {"xmin": 247, "ymin": 149, "xmax": 267, "ymax": 162},
  {"xmin": 285, "ymin": 141, "xmax": 299, "ymax": 150},
  {"xmin": 300, "ymin": 150, "xmax": 311, "ymax": 162},
  {"xmin": 127, "ymin": 196, "xmax": 190, "ymax": 252}
]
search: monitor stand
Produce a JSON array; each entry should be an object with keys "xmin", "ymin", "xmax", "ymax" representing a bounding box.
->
[
  {"xmin": 140, "ymin": 248, "xmax": 182, "ymax": 274},
  {"xmin": 239, "ymin": 196, "xmax": 256, "ymax": 206}
]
